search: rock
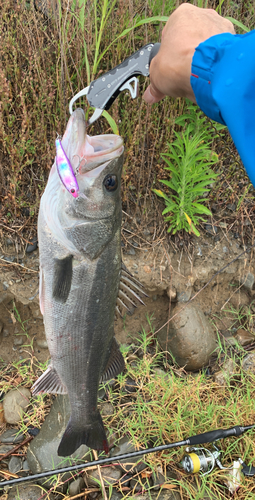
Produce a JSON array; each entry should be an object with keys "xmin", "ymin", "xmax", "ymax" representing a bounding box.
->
[
  {"xmin": 0, "ymin": 402, "xmax": 5, "ymax": 424},
  {"xmin": 213, "ymin": 358, "xmax": 236, "ymax": 386},
  {"xmin": 130, "ymin": 475, "xmax": 151, "ymax": 492},
  {"xmin": 7, "ymin": 484, "xmax": 54, "ymax": 499},
  {"xmin": 110, "ymin": 436, "xmax": 146, "ymax": 472},
  {"xmin": 119, "ymin": 473, "xmax": 133, "ymax": 488},
  {"xmin": 124, "ymin": 377, "xmax": 138, "ymax": 393},
  {"xmin": 9, "ymin": 456, "xmax": 22, "ymax": 474},
  {"xmin": 13, "ymin": 336, "xmax": 24, "ymax": 346},
  {"xmin": 97, "ymin": 493, "xmax": 123, "ymax": 500},
  {"xmin": 230, "ymin": 291, "xmax": 250, "ymax": 310},
  {"xmin": 22, "ymin": 459, "xmax": 30, "ymax": 471},
  {"xmin": 27, "ymin": 395, "xmax": 89, "ymax": 475},
  {"xmin": 167, "ymin": 286, "xmax": 177, "ymax": 302},
  {"xmin": 68, "ymin": 477, "xmax": 84, "ymax": 496},
  {"xmin": 152, "ymin": 471, "xmax": 166, "ymax": 490},
  {"xmin": 157, "ymin": 304, "xmax": 217, "ymax": 371},
  {"xmin": 35, "ymin": 337, "xmax": 48, "ymax": 349},
  {"xmin": 241, "ymin": 272, "xmax": 255, "ymax": 291},
  {"xmin": 135, "ymin": 491, "xmax": 181, "ymax": 500},
  {"xmin": 26, "ymin": 237, "xmax": 38, "ymax": 254},
  {"xmin": 176, "ymin": 288, "xmax": 192, "ymax": 303},
  {"xmin": 0, "ymin": 444, "xmax": 14, "ymax": 454},
  {"xmin": 127, "ymin": 248, "xmax": 136, "ymax": 256},
  {"xmin": 3, "ymin": 387, "xmax": 31, "ymax": 424},
  {"xmin": 0, "ymin": 429, "xmax": 25, "ymax": 444},
  {"xmin": 236, "ymin": 329, "xmax": 255, "ymax": 346},
  {"xmin": 87, "ymin": 466, "xmax": 121, "ymax": 487},
  {"xmin": 101, "ymin": 402, "xmax": 114, "ymax": 416},
  {"xmin": 242, "ymin": 352, "xmax": 255, "ymax": 373}
]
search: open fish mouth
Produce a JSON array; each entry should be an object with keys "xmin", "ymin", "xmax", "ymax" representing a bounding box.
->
[{"xmin": 61, "ymin": 108, "xmax": 124, "ymax": 175}]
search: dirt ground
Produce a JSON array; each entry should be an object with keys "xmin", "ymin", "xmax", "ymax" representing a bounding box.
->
[{"xmin": 0, "ymin": 227, "xmax": 254, "ymax": 367}]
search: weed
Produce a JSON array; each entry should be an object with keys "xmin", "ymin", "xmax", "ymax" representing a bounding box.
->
[{"xmin": 153, "ymin": 123, "xmax": 219, "ymax": 236}]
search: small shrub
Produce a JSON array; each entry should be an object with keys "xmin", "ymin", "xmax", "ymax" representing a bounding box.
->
[{"xmin": 154, "ymin": 124, "xmax": 219, "ymax": 236}]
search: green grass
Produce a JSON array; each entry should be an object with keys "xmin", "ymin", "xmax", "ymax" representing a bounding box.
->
[{"xmin": 1, "ymin": 310, "xmax": 255, "ymax": 498}]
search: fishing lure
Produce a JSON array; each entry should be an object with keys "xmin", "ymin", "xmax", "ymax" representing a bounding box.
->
[{"xmin": 55, "ymin": 136, "xmax": 79, "ymax": 198}]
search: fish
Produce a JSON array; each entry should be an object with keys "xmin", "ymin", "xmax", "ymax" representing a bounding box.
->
[{"xmin": 32, "ymin": 108, "xmax": 146, "ymax": 457}]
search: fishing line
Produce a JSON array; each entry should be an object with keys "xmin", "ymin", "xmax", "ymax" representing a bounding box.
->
[{"xmin": 0, "ymin": 425, "xmax": 254, "ymax": 489}]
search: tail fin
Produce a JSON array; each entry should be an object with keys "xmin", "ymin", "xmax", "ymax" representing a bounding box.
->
[{"xmin": 58, "ymin": 412, "xmax": 109, "ymax": 457}]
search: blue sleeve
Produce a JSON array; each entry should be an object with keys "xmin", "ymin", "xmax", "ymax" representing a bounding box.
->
[{"xmin": 190, "ymin": 30, "xmax": 255, "ymax": 187}]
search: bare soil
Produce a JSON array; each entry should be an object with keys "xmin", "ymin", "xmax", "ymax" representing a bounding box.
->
[{"xmin": 1, "ymin": 227, "xmax": 254, "ymax": 367}]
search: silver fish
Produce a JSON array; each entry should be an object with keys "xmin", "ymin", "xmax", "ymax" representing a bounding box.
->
[{"xmin": 32, "ymin": 108, "xmax": 146, "ymax": 456}]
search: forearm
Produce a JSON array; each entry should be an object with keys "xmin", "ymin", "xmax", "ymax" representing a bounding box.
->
[{"xmin": 191, "ymin": 30, "xmax": 255, "ymax": 185}]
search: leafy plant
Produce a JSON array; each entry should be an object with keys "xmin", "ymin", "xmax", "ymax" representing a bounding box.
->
[{"xmin": 154, "ymin": 124, "xmax": 219, "ymax": 236}]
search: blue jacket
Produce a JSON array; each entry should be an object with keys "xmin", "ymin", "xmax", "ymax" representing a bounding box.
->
[{"xmin": 190, "ymin": 30, "xmax": 255, "ymax": 186}]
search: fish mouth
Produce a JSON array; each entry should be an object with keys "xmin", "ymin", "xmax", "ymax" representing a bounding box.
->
[{"xmin": 61, "ymin": 108, "xmax": 124, "ymax": 174}]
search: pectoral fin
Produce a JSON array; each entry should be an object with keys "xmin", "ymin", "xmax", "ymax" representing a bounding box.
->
[
  {"xmin": 53, "ymin": 255, "xmax": 73, "ymax": 303},
  {"xmin": 100, "ymin": 338, "xmax": 125, "ymax": 382}
]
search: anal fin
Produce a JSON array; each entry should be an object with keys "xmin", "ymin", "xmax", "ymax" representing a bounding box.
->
[
  {"xmin": 32, "ymin": 365, "xmax": 68, "ymax": 395},
  {"xmin": 100, "ymin": 338, "xmax": 125, "ymax": 382},
  {"xmin": 53, "ymin": 255, "xmax": 73, "ymax": 303}
]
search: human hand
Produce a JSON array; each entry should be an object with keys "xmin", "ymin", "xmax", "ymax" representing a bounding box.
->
[{"xmin": 143, "ymin": 3, "xmax": 235, "ymax": 104}]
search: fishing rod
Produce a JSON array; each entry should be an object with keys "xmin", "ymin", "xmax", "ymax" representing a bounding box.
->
[{"xmin": 0, "ymin": 424, "xmax": 254, "ymax": 488}]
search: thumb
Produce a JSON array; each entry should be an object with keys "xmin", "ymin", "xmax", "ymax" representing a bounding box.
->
[{"xmin": 143, "ymin": 84, "xmax": 165, "ymax": 104}]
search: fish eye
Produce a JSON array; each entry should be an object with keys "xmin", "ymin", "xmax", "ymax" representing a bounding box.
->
[
  {"xmin": 71, "ymin": 188, "xmax": 75, "ymax": 194},
  {"xmin": 103, "ymin": 174, "xmax": 118, "ymax": 192}
]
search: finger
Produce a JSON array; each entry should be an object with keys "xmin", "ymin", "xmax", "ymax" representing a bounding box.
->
[{"xmin": 143, "ymin": 84, "xmax": 165, "ymax": 104}]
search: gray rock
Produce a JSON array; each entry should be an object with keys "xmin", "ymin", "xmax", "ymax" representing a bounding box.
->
[
  {"xmin": 101, "ymin": 402, "xmax": 114, "ymax": 416},
  {"xmin": 7, "ymin": 484, "xmax": 54, "ymax": 499},
  {"xmin": 3, "ymin": 387, "xmax": 31, "ymax": 424},
  {"xmin": 152, "ymin": 471, "xmax": 166, "ymax": 490},
  {"xmin": 13, "ymin": 336, "xmax": 24, "ymax": 346},
  {"xmin": 127, "ymin": 247, "xmax": 136, "ymax": 255},
  {"xmin": 130, "ymin": 475, "xmax": 151, "ymax": 492},
  {"xmin": 22, "ymin": 459, "xmax": 30, "ymax": 471},
  {"xmin": 97, "ymin": 493, "xmax": 123, "ymax": 500},
  {"xmin": 9, "ymin": 456, "xmax": 22, "ymax": 474},
  {"xmin": 213, "ymin": 358, "xmax": 236, "ymax": 386},
  {"xmin": 241, "ymin": 272, "xmax": 255, "ymax": 291},
  {"xmin": 68, "ymin": 477, "xmax": 84, "ymax": 496},
  {"xmin": 0, "ymin": 444, "xmax": 14, "ymax": 454},
  {"xmin": 242, "ymin": 352, "xmax": 255, "ymax": 373},
  {"xmin": 35, "ymin": 337, "xmax": 48, "ymax": 349},
  {"xmin": 176, "ymin": 288, "xmax": 192, "ymax": 303},
  {"xmin": 111, "ymin": 437, "xmax": 146, "ymax": 473},
  {"xmin": 0, "ymin": 429, "xmax": 25, "ymax": 444},
  {"xmin": 87, "ymin": 465, "xmax": 121, "ymax": 486},
  {"xmin": 157, "ymin": 304, "xmax": 217, "ymax": 371},
  {"xmin": 135, "ymin": 491, "xmax": 181, "ymax": 500},
  {"xmin": 27, "ymin": 395, "xmax": 89, "ymax": 475}
]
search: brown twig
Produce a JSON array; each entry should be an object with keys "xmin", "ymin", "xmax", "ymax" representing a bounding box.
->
[
  {"xmin": 0, "ymin": 436, "xmax": 33, "ymax": 463},
  {"xmin": 92, "ymin": 450, "xmax": 108, "ymax": 500}
]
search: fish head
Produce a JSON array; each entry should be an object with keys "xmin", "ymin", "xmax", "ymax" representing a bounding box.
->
[{"xmin": 59, "ymin": 108, "xmax": 124, "ymax": 221}]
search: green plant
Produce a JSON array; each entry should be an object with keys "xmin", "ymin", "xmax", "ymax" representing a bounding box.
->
[{"xmin": 154, "ymin": 124, "xmax": 219, "ymax": 236}]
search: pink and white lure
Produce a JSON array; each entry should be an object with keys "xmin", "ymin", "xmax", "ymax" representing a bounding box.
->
[{"xmin": 55, "ymin": 137, "xmax": 79, "ymax": 198}]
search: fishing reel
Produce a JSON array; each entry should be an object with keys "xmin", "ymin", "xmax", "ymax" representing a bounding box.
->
[
  {"xmin": 181, "ymin": 444, "xmax": 255, "ymax": 478},
  {"xmin": 181, "ymin": 445, "xmax": 221, "ymax": 476}
]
